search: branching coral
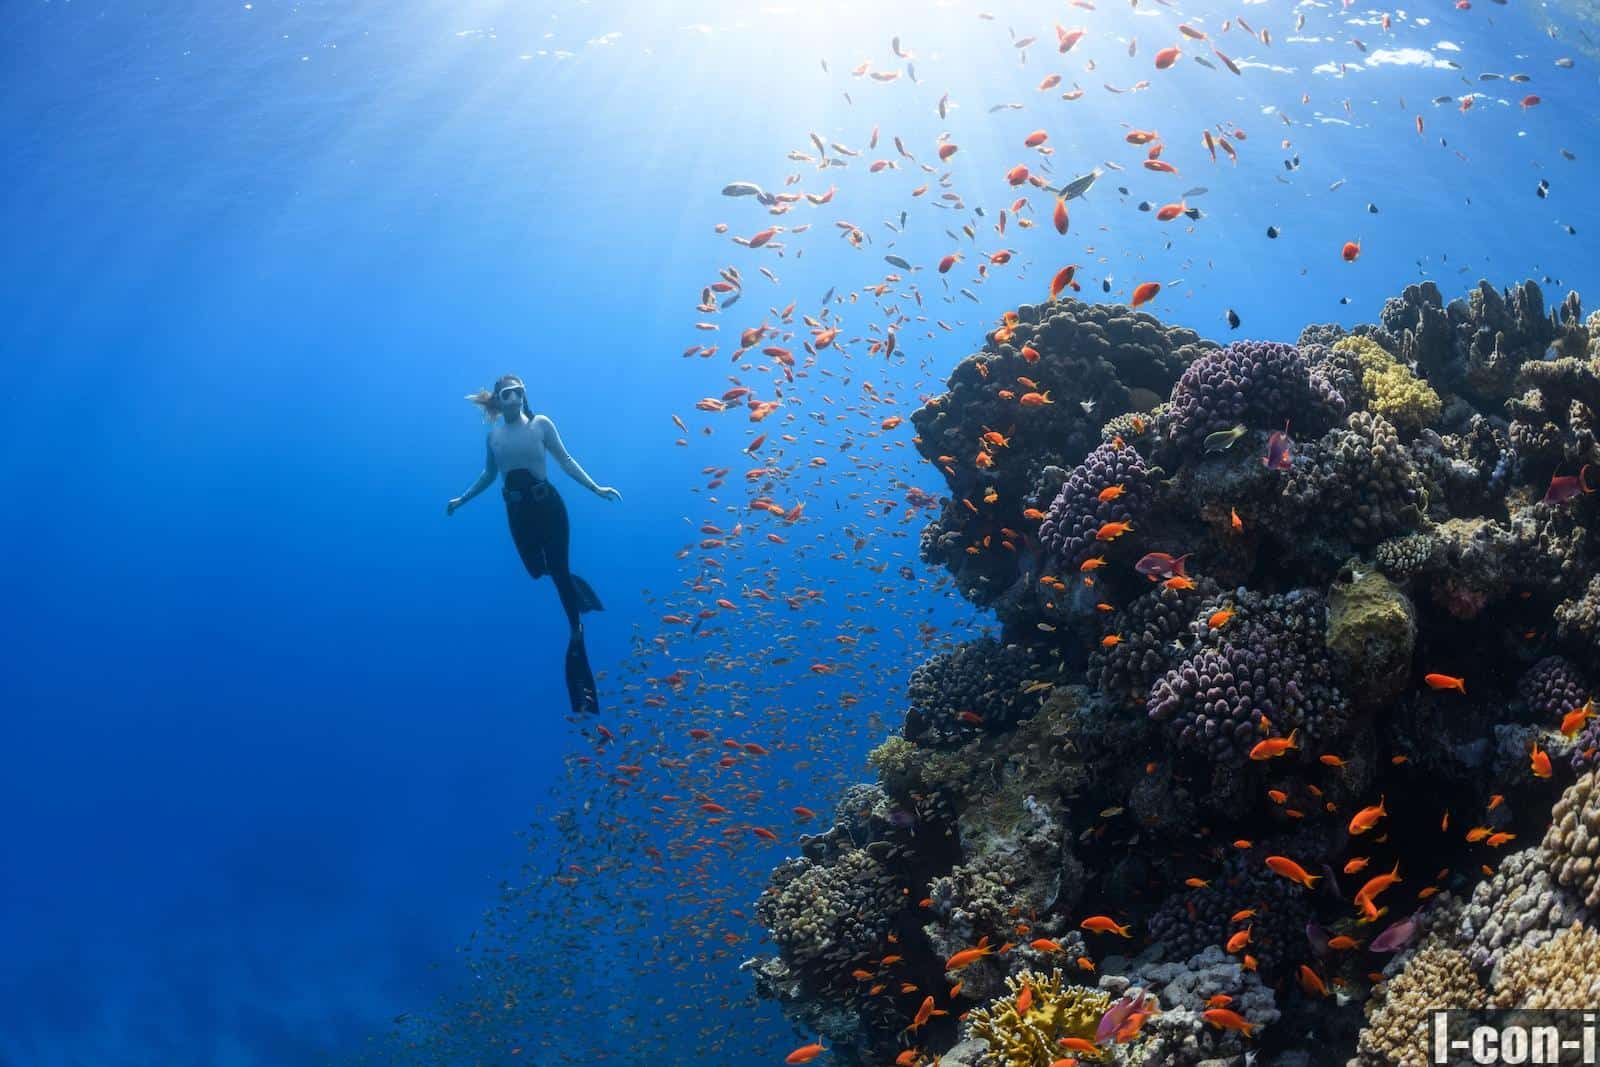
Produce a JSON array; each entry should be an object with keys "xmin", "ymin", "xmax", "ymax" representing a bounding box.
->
[{"xmin": 965, "ymin": 969, "xmax": 1110, "ymax": 1067}]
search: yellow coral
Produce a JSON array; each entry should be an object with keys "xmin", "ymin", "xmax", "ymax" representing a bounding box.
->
[
  {"xmin": 1333, "ymin": 335, "xmax": 1441, "ymax": 430},
  {"xmin": 1491, "ymin": 921, "xmax": 1600, "ymax": 1008},
  {"xmin": 967, "ymin": 969, "xmax": 1111, "ymax": 1066}
]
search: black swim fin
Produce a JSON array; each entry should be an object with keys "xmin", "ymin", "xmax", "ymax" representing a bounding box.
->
[
  {"xmin": 565, "ymin": 630, "xmax": 599, "ymax": 714},
  {"xmin": 572, "ymin": 574, "xmax": 604, "ymax": 614}
]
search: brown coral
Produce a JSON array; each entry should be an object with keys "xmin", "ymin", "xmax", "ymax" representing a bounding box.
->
[
  {"xmin": 1357, "ymin": 941, "xmax": 1484, "ymax": 1066},
  {"xmin": 1490, "ymin": 921, "xmax": 1600, "ymax": 1008},
  {"xmin": 1543, "ymin": 770, "xmax": 1600, "ymax": 909}
]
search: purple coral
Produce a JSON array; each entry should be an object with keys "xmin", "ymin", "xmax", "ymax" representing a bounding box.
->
[
  {"xmin": 1520, "ymin": 655, "xmax": 1590, "ymax": 722},
  {"xmin": 1164, "ymin": 339, "xmax": 1345, "ymax": 450},
  {"xmin": 1145, "ymin": 849, "xmax": 1314, "ymax": 977},
  {"xmin": 1038, "ymin": 441, "xmax": 1156, "ymax": 570},
  {"xmin": 1146, "ymin": 590, "xmax": 1350, "ymax": 764}
]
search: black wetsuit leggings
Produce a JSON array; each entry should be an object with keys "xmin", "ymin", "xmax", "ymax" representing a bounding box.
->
[{"xmin": 502, "ymin": 468, "xmax": 581, "ymax": 631}]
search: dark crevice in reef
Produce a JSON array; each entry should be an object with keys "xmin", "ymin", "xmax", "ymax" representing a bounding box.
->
[{"xmin": 744, "ymin": 281, "xmax": 1600, "ymax": 1066}]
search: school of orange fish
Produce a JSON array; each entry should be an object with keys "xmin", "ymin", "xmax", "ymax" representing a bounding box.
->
[{"xmin": 367, "ymin": 2, "xmax": 1599, "ymax": 1063}]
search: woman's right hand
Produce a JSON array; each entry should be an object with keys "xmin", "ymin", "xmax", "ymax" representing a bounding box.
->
[{"xmin": 446, "ymin": 497, "xmax": 464, "ymax": 516}]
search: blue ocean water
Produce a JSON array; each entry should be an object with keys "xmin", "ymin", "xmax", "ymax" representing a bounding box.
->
[{"xmin": 2, "ymin": 1, "xmax": 1597, "ymax": 1064}]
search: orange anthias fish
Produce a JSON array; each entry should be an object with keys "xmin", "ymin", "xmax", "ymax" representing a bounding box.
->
[
  {"xmin": 1050, "ymin": 264, "xmax": 1081, "ymax": 300},
  {"xmin": 1248, "ymin": 729, "xmax": 1298, "ymax": 761},
  {"xmin": 1349, "ymin": 795, "xmax": 1387, "ymax": 835},
  {"xmin": 786, "ymin": 1042, "xmax": 827, "ymax": 1064},
  {"xmin": 1355, "ymin": 861, "xmax": 1402, "ymax": 908},
  {"xmin": 1201, "ymin": 1008, "xmax": 1255, "ymax": 1037},
  {"xmin": 1225, "ymin": 926, "xmax": 1251, "ymax": 953},
  {"xmin": 945, "ymin": 941, "xmax": 995, "ymax": 970},
  {"xmin": 1298, "ymin": 965, "xmax": 1328, "ymax": 997},
  {"xmin": 1080, "ymin": 915, "xmax": 1133, "ymax": 937},
  {"xmin": 1096, "ymin": 520, "xmax": 1134, "ymax": 541},
  {"xmin": 1560, "ymin": 699, "xmax": 1594, "ymax": 738},
  {"xmin": 1531, "ymin": 739, "xmax": 1553, "ymax": 779},
  {"xmin": 1264, "ymin": 855, "xmax": 1321, "ymax": 889},
  {"xmin": 1424, "ymin": 673, "xmax": 1466, "ymax": 694},
  {"xmin": 1098, "ymin": 484, "xmax": 1126, "ymax": 502},
  {"xmin": 1131, "ymin": 281, "xmax": 1161, "ymax": 308},
  {"xmin": 1053, "ymin": 197, "xmax": 1070, "ymax": 235},
  {"xmin": 1343, "ymin": 857, "xmax": 1370, "ymax": 875},
  {"xmin": 1208, "ymin": 608, "xmax": 1236, "ymax": 629},
  {"xmin": 1341, "ymin": 239, "xmax": 1362, "ymax": 262}
]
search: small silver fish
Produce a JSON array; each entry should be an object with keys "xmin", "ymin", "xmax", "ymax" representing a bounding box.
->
[
  {"xmin": 721, "ymin": 181, "xmax": 766, "ymax": 198},
  {"xmin": 884, "ymin": 254, "xmax": 913, "ymax": 270}
]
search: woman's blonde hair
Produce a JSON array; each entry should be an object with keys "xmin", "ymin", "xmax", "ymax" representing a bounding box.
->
[{"xmin": 466, "ymin": 374, "xmax": 529, "ymax": 422}]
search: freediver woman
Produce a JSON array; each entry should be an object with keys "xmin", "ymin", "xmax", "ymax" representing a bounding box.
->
[{"xmin": 447, "ymin": 375, "xmax": 622, "ymax": 714}]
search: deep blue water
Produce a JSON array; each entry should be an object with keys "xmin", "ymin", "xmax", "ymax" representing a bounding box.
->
[{"xmin": 3, "ymin": 1, "xmax": 1598, "ymax": 1063}]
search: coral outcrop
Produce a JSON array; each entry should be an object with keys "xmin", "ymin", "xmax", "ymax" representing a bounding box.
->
[{"xmin": 751, "ymin": 280, "xmax": 1600, "ymax": 1066}]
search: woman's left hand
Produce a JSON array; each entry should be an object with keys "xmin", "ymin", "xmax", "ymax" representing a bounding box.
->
[{"xmin": 597, "ymin": 486, "xmax": 623, "ymax": 502}]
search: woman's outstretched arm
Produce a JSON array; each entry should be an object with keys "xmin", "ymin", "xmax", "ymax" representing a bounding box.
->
[
  {"xmin": 447, "ymin": 437, "xmax": 499, "ymax": 515},
  {"xmin": 537, "ymin": 415, "xmax": 622, "ymax": 501}
]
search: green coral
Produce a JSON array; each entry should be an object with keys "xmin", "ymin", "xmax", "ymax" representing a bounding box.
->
[
  {"xmin": 967, "ymin": 969, "xmax": 1110, "ymax": 1066},
  {"xmin": 1334, "ymin": 335, "xmax": 1441, "ymax": 430},
  {"xmin": 1326, "ymin": 566, "xmax": 1417, "ymax": 708}
]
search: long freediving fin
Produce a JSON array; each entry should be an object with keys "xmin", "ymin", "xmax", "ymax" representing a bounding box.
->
[
  {"xmin": 565, "ymin": 630, "xmax": 599, "ymax": 714},
  {"xmin": 571, "ymin": 574, "xmax": 604, "ymax": 614}
]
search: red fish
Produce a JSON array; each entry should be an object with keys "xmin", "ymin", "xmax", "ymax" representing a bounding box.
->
[
  {"xmin": 1522, "ymin": 94, "xmax": 1542, "ymax": 110},
  {"xmin": 1053, "ymin": 197, "xmax": 1070, "ymax": 235},
  {"xmin": 1058, "ymin": 26, "xmax": 1087, "ymax": 52},
  {"xmin": 1543, "ymin": 465, "xmax": 1594, "ymax": 504},
  {"xmin": 1154, "ymin": 46, "xmax": 1181, "ymax": 69},
  {"xmin": 1049, "ymin": 264, "xmax": 1081, "ymax": 300},
  {"xmin": 1134, "ymin": 552, "xmax": 1189, "ymax": 580},
  {"xmin": 1342, "ymin": 239, "xmax": 1362, "ymax": 262},
  {"xmin": 1130, "ymin": 281, "xmax": 1161, "ymax": 308},
  {"xmin": 1424, "ymin": 673, "xmax": 1466, "ymax": 694},
  {"xmin": 1263, "ymin": 428, "xmax": 1293, "ymax": 470}
]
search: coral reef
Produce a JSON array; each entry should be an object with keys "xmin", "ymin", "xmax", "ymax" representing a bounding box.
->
[
  {"xmin": 750, "ymin": 280, "xmax": 1600, "ymax": 1066},
  {"xmin": 911, "ymin": 298, "xmax": 1212, "ymax": 622}
]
